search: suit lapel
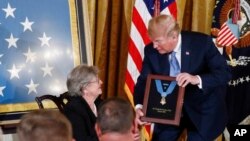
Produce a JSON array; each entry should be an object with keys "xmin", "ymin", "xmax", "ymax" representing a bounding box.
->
[
  {"xmin": 149, "ymin": 47, "xmax": 170, "ymax": 75},
  {"xmin": 181, "ymin": 33, "xmax": 191, "ymax": 72},
  {"xmin": 159, "ymin": 54, "xmax": 170, "ymax": 75}
]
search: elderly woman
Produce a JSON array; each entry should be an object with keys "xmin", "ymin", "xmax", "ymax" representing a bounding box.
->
[{"xmin": 63, "ymin": 64, "xmax": 103, "ymax": 141}]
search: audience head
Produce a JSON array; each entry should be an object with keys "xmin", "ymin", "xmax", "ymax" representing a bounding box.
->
[
  {"xmin": 66, "ymin": 64, "xmax": 102, "ymax": 97},
  {"xmin": 95, "ymin": 98, "xmax": 136, "ymax": 141},
  {"xmin": 17, "ymin": 110, "xmax": 73, "ymax": 141}
]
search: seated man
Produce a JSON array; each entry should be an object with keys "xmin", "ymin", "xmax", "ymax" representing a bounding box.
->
[
  {"xmin": 17, "ymin": 109, "xmax": 74, "ymax": 141},
  {"xmin": 95, "ymin": 98, "xmax": 140, "ymax": 141}
]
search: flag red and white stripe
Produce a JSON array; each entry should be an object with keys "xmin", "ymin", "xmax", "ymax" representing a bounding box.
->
[
  {"xmin": 217, "ymin": 0, "xmax": 240, "ymax": 47},
  {"xmin": 217, "ymin": 21, "xmax": 239, "ymax": 46}
]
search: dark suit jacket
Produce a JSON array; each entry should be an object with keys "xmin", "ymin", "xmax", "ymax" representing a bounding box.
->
[
  {"xmin": 63, "ymin": 96, "xmax": 102, "ymax": 141},
  {"xmin": 133, "ymin": 31, "xmax": 232, "ymax": 140}
]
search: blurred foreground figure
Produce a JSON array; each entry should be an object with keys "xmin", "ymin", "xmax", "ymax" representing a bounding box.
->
[
  {"xmin": 17, "ymin": 109, "xmax": 74, "ymax": 141},
  {"xmin": 95, "ymin": 98, "xmax": 140, "ymax": 141}
]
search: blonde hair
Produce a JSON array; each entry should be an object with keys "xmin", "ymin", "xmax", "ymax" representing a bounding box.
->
[{"xmin": 148, "ymin": 14, "xmax": 180, "ymax": 38}]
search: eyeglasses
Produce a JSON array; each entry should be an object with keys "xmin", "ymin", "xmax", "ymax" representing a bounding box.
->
[
  {"xmin": 82, "ymin": 77, "xmax": 100, "ymax": 89},
  {"xmin": 88, "ymin": 77, "xmax": 100, "ymax": 84}
]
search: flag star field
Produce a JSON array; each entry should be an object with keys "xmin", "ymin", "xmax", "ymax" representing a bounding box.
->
[{"xmin": 0, "ymin": 0, "xmax": 75, "ymax": 104}]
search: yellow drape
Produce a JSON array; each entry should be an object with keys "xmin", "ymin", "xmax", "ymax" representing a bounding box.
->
[
  {"xmin": 178, "ymin": 0, "xmax": 215, "ymax": 34},
  {"xmin": 87, "ymin": 0, "xmax": 134, "ymax": 99}
]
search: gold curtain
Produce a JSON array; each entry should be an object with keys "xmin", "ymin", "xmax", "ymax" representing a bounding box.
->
[
  {"xmin": 178, "ymin": 0, "xmax": 215, "ymax": 34},
  {"xmin": 86, "ymin": 0, "xmax": 215, "ymax": 99},
  {"xmin": 87, "ymin": 0, "xmax": 134, "ymax": 99}
]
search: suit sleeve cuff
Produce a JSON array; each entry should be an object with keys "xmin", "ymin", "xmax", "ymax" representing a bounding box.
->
[
  {"xmin": 135, "ymin": 104, "xmax": 143, "ymax": 110},
  {"xmin": 196, "ymin": 75, "xmax": 202, "ymax": 89}
]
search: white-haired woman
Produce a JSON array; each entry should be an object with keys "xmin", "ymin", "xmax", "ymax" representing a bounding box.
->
[{"xmin": 63, "ymin": 64, "xmax": 103, "ymax": 141}]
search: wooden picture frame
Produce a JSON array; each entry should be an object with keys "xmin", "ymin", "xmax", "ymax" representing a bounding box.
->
[
  {"xmin": 74, "ymin": 0, "xmax": 93, "ymax": 65},
  {"xmin": 141, "ymin": 74, "xmax": 185, "ymax": 125}
]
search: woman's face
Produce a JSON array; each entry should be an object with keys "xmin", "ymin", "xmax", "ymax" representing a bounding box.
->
[{"xmin": 83, "ymin": 76, "xmax": 103, "ymax": 97}]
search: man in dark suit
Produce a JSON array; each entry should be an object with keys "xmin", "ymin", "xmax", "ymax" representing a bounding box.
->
[{"xmin": 133, "ymin": 14, "xmax": 231, "ymax": 141}]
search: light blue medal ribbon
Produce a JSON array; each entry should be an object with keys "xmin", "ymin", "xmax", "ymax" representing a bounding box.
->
[{"xmin": 155, "ymin": 80, "xmax": 177, "ymax": 105}]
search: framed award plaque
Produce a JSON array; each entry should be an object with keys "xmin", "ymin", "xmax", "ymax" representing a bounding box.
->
[{"xmin": 141, "ymin": 74, "xmax": 185, "ymax": 125}]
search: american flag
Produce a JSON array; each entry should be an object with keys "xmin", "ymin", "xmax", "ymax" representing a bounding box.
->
[
  {"xmin": 216, "ymin": 0, "xmax": 240, "ymax": 47},
  {"xmin": 125, "ymin": 0, "xmax": 177, "ymax": 139},
  {"xmin": 216, "ymin": 19, "xmax": 239, "ymax": 46},
  {"xmin": 0, "ymin": 0, "xmax": 76, "ymax": 112}
]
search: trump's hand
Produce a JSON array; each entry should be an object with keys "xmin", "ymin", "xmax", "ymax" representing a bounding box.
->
[{"xmin": 176, "ymin": 73, "xmax": 200, "ymax": 87}]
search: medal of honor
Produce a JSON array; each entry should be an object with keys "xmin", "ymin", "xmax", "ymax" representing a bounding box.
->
[
  {"xmin": 155, "ymin": 80, "xmax": 177, "ymax": 105},
  {"xmin": 160, "ymin": 97, "xmax": 166, "ymax": 105}
]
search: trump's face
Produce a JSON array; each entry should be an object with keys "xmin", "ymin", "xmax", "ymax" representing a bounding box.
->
[{"xmin": 151, "ymin": 33, "xmax": 178, "ymax": 54}]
